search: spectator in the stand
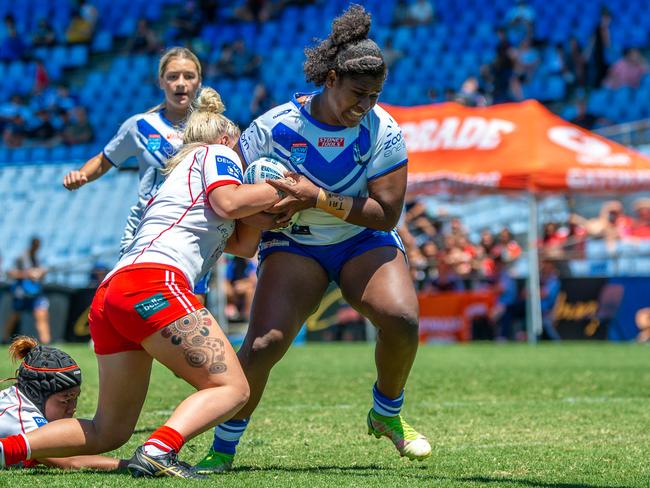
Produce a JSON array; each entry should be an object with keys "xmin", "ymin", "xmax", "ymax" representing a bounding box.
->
[
  {"xmin": 489, "ymin": 28, "xmax": 516, "ymax": 103},
  {"xmin": 214, "ymin": 39, "xmax": 260, "ymax": 78},
  {"xmin": 513, "ymin": 36, "xmax": 540, "ymax": 86},
  {"xmin": 382, "ymin": 37, "xmax": 404, "ymax": 70},
  {"xmin": 493, "ymin": 227, "xmax": 522, "ymax": 263},
  {"xmin": 0, "ymin": 15, "xmax": 26, "ymax": 61},
  {"xmin": 234, "ymin": 0, "xmax": 273, "ymax": 23},
  {"xmin": 61, "ymin": 107, "xmax": 94, "ymax": 145},
  {"xmin": 407, "ymin": 0, "xmax": 434, "ymax": 26},
  {"xmin": 505, "ymin": 0, "xmax": 535, "ymax": 32},
  {"xmin": 444, "ymin": 235, "xmax": 473, "ymax": 280},
  {"xmin": 173, "ymin": 1, "xmax": 201, "ymax": 39},
  {"xmin": 603, "ymin": 48, "xmax": 649, "ymax": 89},
  {"xmin": 78, "ymin": 0, "xmax": 99, "ymax": 33},
  {"xmin": 566, "ymin": 37, "xmax": 587, "ymax": 94},
  {"xmin": 539, "ymin": 260, "xmax": 561, "ymax": 341},
  {"xmin": 127, "ymin": 19, "xmax": 161, "ymax": 55},
  {"xmin": 429, "ymin": 259, "xmax": 465, "ymax": 292},
  {"xmin": 563, "ymin": 219, "xmax": 587, "ymax": 259},
  {"xmin": 585, "ymin": 7, "xmax": 611, "ymax": 89},
  {"xmin": 489, "ymin": 257, "xmax": 519, "ymax": 340},
  {"xmin": 32, "ymin": 19, "xmax": 57, "ymax": 47},
  {"xmin": 250, "ymin": 83, "xmax": 275, "ymax": 120},
  {"xmin": 66, "ymin": 10, "xmax": 93, "ymax": 44},
  {"xmin": 570, "ymin": 99, "xmax": 598, "ymax": 130},
  {"xmin": 2, "ymin": 237, "xmax": 51, "ymax": 345},
  {"xmin": 629, "ymin": 198, "xmax": 650, "ymax": 239},
  {"xmin": 2, "ymin": 113, "xmax": 27, "ymax": 148},
  {"xmin": 541, "ymin": 222, "xmax": 565, "ymax": 260},
  {"xmin": 392, "ymin": 0, "xmax": 411, "ymax": 27},
  {"xmin": 27, "ymin": 109, "xmax": 58, "ymax": 145},
  {"xmin": 449, "ymin": 217, "xmax": 467, "ymax": 240},
  {"xmin": 572, "ymin": 200, "xmax": 632, "ymax": 250},
  {"xmin": 34, "ymin": 60, "xmax": 50, "ymax": 92},
  {"xmin": 454, "ymin": 76, "xmax": 488, "ymax": 107}
]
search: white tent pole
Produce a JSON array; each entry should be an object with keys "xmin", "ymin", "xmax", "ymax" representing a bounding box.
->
[{"xmin": 526, "ymin": 193, "xmax": 542, "ymax": 344}]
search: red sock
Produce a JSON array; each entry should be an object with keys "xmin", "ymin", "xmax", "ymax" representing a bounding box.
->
[
  {"xmin": 2, "ymin": 433, "xmax": 30, "ymax": 466},
  {"xmin": 144, "ymin": 426, "xmax": 185, "ymax": 454}
]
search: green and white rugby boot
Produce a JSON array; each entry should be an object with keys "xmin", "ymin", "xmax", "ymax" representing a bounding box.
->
[{"xmin": 367, "ymin": 409, "xmax": 431, "ymax": 461}]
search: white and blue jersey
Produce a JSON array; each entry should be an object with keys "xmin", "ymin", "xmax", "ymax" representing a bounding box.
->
[
  {"xmin": 102, "ymin": 110, "xmax": 184, "ymax": 253},
  {"xmin": 238, "ymin": 92, "xmax": 408, "ymax": 246}
]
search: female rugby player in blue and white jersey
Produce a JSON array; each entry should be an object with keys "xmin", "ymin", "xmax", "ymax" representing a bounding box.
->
[
  {"xmin": 62, "ymin": 47, "xmax": 213, "ymax": 299},
  {"xmin": 197, "ymin": 4, "xmax": 430, "ymax": 473}
]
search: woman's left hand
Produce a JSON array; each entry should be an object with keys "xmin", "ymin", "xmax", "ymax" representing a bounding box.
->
[{"xmin": 266, "ymin": 173, "xmax": 319, "ymax": 214}]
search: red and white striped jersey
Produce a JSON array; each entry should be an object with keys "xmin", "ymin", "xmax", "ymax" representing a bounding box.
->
[
  {"xmin": 109, "ymin": 144, "xmax": 244, "ymax": 289},
  {"xmin": 0, "ymin": 386, "xmax": 47, "ymax": 437}
]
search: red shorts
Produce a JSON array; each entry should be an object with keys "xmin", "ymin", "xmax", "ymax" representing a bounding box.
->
[{"xmin": 89, "ymin": 263, "xmax": 202, "ymax": 355}]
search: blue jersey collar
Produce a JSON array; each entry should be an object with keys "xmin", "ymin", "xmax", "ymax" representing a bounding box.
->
[{"xmin": 158, "ymin": 109, "xmax": 185, "ymax": 130}]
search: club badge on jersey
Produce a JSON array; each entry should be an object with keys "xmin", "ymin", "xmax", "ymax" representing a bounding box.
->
[
  {"xmin": 290, "ymin": 143, "xmax": 307, "ymax": 165},
  {"xmin": 147, "ymin": 134, "xmax": 162, "ymax": 152}
]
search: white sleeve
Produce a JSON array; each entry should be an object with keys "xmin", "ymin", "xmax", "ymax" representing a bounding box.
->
[
  {"xmin": 238, "ymin": 119, "xmax": 271, "ymax": 167},
  {"xmin": 102, "ymin": 115, "xmax": 140, "ymax": 167},
  {"xmin": 366, "ymin": 112, "xmax": 408, "ymax": 182},
  {"xmin": 202, "ymin": 145, "xmax": 245, "ymax": 195}
]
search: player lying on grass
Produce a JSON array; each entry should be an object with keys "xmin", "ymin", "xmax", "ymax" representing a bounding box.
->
[
  {"xmin": 0, "ymin": 336, "xmax": 126, "ymax": 471},
  {"xmin": 0, "ymin": 87, "xmax": 290, "ymax": 479}
]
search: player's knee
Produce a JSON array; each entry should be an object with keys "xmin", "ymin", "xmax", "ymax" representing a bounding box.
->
[
  {"xmin": 94, "ymin": 427, "xmax": 132, "ymax": 452},
  {"xmin": 250, "ymin": 328, "xmax": 289, "ymax": 359},
  {"xmin": 375, "ymin": 305, "xmax": 419, "ymax": 341}
]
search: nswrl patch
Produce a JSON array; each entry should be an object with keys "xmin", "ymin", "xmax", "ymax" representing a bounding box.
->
[
  {"xmin": 215, "ymin": 155, "xmax": 243, "ymax": 181},
  {"xmin": 135, "ymin": 293, "xmax": 170, "ymax": 319},
  {"xmin": 147, "ymin": 134, "xmax": 162, "ymax": 151}
]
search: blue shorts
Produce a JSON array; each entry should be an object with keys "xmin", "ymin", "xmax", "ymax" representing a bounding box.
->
[
  {"xmin": 13, "ymin": 295, "xmax": 49, "ymax": 312},
  {"xmin": 258, "ymin": 228, "xmax": 405, "ymax": 284},
  {"xmin": 194, "ymin": 271, "xmax": 212, "ymax": 295}
]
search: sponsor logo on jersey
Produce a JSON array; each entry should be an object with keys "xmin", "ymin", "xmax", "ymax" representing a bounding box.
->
[
  {"xmin": 215, "ymin": 155, "xmax": 243, "ymax": 181},
  {"xmin": 290, "ymin": 225, "xmax": 311, "ymax": 235},
  {"xmin": 33, "ymin": 416, "xmax": 48, "ymax": 427},
  {"xmin": 259, "ymin": 239, "xmax": 291, "ymax": 251},
  {"xmin": 272, "ymin": 108, "xmax": 292, "ymax": 119},
  {"xmin": 147, "ymin": 134, "xmax": 162, "ymax": 151},
  {"xmin": 135, "ymin": 293, "xmax": 170, "ymax": 319},
  {"xmin": 290, "ymin": 143, "xmax": 308, "ymax": 165},
  {"xmin": 318, "ymin": 137, "xmax": 345, "ymax": 147}
]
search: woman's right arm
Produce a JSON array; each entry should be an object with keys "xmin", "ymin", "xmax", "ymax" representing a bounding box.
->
[{"xmin": 63, "ymin": 152, "xmax": 113, "ymax": 190}]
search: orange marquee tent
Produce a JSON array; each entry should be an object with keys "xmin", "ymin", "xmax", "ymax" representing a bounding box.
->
[
  {"xmin": 383, "ymin": 99, "xmax": 650, "ymax": 343},
  {"xmin": 383, "ymin": 99, "xmax": 650, "ymax": 195}
]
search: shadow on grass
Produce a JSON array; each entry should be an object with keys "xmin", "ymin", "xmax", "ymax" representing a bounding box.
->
[{"xmin": 231, "ymin": 466, "xmax": 633, "ymax": 487}]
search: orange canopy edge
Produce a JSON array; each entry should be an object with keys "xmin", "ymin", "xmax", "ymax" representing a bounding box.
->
[{"xmin": 382, "ymin": 100, "xmax": 650, "ymax": 195}]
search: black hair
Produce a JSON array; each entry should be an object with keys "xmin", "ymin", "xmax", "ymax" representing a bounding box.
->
[{"xmin": 304, "ymin": 4, "xmax": 386, "ymax": 86}]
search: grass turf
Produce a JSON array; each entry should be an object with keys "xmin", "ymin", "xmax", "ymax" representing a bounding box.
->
[{"xmin": 0, "ymin": 342, "xmax": 649, "ymax": 487}]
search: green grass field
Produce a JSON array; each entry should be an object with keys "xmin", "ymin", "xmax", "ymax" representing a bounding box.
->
[{"xmin": 1, "ymin": 342, "xmax": 649, "ymax": 487}]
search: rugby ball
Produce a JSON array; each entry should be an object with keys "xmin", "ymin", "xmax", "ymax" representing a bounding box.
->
[
  {"xmin": 243, "ymin": 156, "xmax": 299, "ymax": 231},
  {"xmin": 243, "ymin": 156, "xmax": 287, "ymax": 184}
]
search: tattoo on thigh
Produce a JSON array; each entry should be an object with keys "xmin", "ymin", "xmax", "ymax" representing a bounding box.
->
[{"xmin": 161, "ymin": 308, "xmax": 227, "ymax": 373}]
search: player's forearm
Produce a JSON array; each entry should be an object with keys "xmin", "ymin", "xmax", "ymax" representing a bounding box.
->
[
  {"xmin": 210, "ymin": 184, "xmax": 280, "ymax": 220},
  {"xmin": 80, "ymin": 153, "xmax": 112, "ymax": 182},
  {"xmin": 316, "ymin": 189, "xmax": 400, "ymax": 231},
  {"xmin": 224, "ymin": 220, "xmax": 262, "ymax": 258}
]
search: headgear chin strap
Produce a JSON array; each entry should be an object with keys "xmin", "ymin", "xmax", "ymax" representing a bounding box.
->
[{"xmin": 16, "ymin": 345, "xmax": 82, "ymax": 415}]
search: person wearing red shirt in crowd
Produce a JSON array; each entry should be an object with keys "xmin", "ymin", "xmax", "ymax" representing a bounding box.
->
[{"xmin": 629, "ymin": 198, "xmax": 650, "ymax": 239}]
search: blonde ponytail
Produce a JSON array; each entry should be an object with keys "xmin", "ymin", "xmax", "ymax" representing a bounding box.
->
[
  {"xmin": 9, "ymin": 336, "xmax": 38, "ymax": 362},
  {"xmin": 164, "ymin": 87, "xmax": 240, "ymax": 175}
]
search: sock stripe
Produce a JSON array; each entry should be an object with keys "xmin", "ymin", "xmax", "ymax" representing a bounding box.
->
[{"xmin": 373, "ymin": 383, "xmax": 404, "ymax": 417}]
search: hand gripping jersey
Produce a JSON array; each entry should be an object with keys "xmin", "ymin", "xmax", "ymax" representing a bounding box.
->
[
  {"xmin": 112, "ymin": 145, "xmax": 243, "ymax": 290},
  {"xmin": 238, "ymin": 91, "xmax": 408, "ymax": 245},
  {"xmin": 0, "ymin": 386, "xmax": 48, "ymax": 437},
  {"xmin": 102, "ymin": 110, "xmax": 185, "ymax": 253}
]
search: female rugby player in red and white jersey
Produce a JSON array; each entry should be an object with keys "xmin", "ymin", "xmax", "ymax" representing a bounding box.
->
[{"xmin": 0, "ymin": 87, "xmax": 285, "ymax": 478}]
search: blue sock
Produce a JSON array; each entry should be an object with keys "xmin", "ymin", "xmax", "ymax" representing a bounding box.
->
[
  {"xmin": 372, "ymin": 383, "xmax": 404, "ymax": 417},
  {"xmin": 212, "ymin": 418, "xmax": 250, "ymax": 454}
]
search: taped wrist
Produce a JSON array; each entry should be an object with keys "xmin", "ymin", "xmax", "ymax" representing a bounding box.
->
[{"xmin": 315, "ymin": 188, "xmax": 353, "ymax": 220}]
